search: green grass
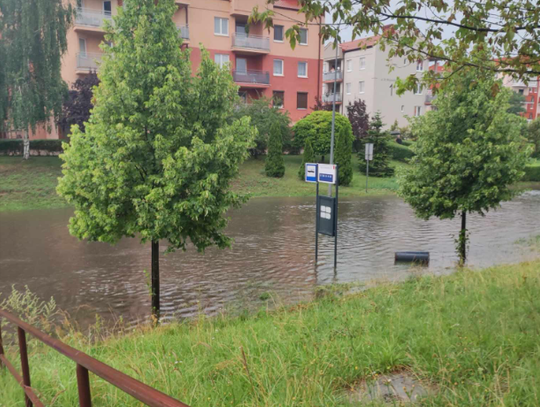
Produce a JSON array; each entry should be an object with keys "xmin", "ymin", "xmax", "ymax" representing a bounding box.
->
[
  {"xmin": 0, "ymin": 156, "xmax": 67, "ymax": 212},
  {"xmin": 1, "ymin": 261, "xmax": 540, "ymax": 406}
]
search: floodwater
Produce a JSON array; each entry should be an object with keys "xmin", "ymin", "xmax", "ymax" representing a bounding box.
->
[{"xmin": 1, "ymin": 191, "xmax": 539, "ymax": 328}]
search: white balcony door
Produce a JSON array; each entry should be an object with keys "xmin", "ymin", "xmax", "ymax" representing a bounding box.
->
[
  {"xmin": 79, "ymin": 38, "xmax": 87, "ymax": 57},
  {"xmin": 236, "ymin": 24, "xmax": 247, "ymax": 36},
  {"xmin": 236, "ymin": 58, "xmax": 247, "ymax": 74},
  {"xmin": 103, "ymin": 1, "xmax": 111, "ymax": 15}
]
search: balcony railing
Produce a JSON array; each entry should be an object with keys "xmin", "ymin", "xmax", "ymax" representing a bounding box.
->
[
  {"xmin": 75, "ymin": 7, "xmax": 112, "ymax": 28},
  {"xmin": 322, "ymin": 93, "xmax": 342, "ymax": 103},
  {"xmin": 232, "ymin": 70, "xmax": 270, "ymax": 85},
  {"xmin": 77, "ymin": 52, "xmax": 103, "ymax": 71},
  {"xmin": 425, "ymin": 93, "xmax": 436, "ymax": 104},
  {"xmin": 177, "ymin": 25, "xmax": 189, "ymax": 40},
  {"xmin": 232, "ymin": 33, "xmax": 270, "ymax": 51},
  {"xmin": 323, "ymin": 71, "xmax": 343, "ymax": 81}
]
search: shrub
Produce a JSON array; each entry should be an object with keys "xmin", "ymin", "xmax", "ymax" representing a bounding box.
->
[
  {"xmin": 265, "ymin": 122, "xmax": 285, "ymax": 178},
  {"xmin": 30, "ymin": 139, "xmax": 64, "ymax": 152},
  {"xmin": 0, "ymin": 139, "xmax": 23, "ymax": 154},
  {"xmin": 298, "ymin": 138, "xmax": 315, "ymax": 180},
  {"xmin": 292, "ymin": 111, "xmax": 353, "ymax": 161},
  {"xmin": 388, "ymin": 141, "xmax": 415, "ymax": 162},
  {"xmin": 528, "ymin": 119, "xmax": 540, "ymax": 158},
  {"xmin": 0, "ymin": 139, "xmax": 63, "ymax": 155},
  {"xmin": 523, "ymin": 161, "xmax": 540, "ymax": 181},
  {"xmin": 335, "ymin": 125, "xmax": 353, "ymax": 186},
  {"xmin": 358, "ymin": 112, "xmax": 394, "ymax": 177}
]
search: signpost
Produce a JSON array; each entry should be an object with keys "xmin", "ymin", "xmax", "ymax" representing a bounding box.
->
[
  {"xmin": 365, "ymin": 143, "xmax": 374, "ymax": 193},
  {"xmin": 306, "ymin": 163, "xmax": 339, "ymax": 269}
]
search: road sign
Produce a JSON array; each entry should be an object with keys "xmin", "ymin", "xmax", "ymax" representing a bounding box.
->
[
  {"xmin": 365, "ymin": 143, "xmax": 374, "ymax": 161},
  {"xmin": 318, "ymin": 164, "xmax": 337, "ymax": 184},
  {"xmin": 317, "ymin": 196, "xmax": 337, "ymax": 236},
  {"xmin": 305, "ymin": 163, "xmax": 318, "ymax": 183}
]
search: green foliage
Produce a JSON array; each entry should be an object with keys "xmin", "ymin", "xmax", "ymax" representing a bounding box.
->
[
  {"xmin": 359, "ymin": 112, "xmax": 394, "ymax": 177},
  {"xmin": 231, "ymin": 97, "xmax": 292, "ymax": 157},
  {"xmin": 388, "ymin": 141, "xmax": 415, "ymax": 162},
  {"xmin": 335, "ymin": 123, "xmax": 353, "ymax": 186},
  {"xmin": 528, "ymin": 119, "xmax": 540, "ymax": 158},
  {"xmin": 292, "ymin": 111, "xmax": 353, "ymax": 160},
  {"xmin": 298, "ymin": 138, "xmax": 315, "ymax": 180},
  {"xmin": 0, "ymin": 139, "xmax": 63, "ymax": 155},
  {"xmin": 507, "ymin": 92, "xmax": 527, "ymax": 115},
  {"xmin": 0, "ymin": 0, "xmax": 72, "ymax": 132},
  {"xmin": 57, "ymin": 0, "xmax": 255, "ymax": 253},
  {"xmin": 346, "ymin": 99, "xmax": 369, "ymax": 152},
  {"xmin": 523, "ymin": 161, "xmax": 540, "ymax": 182},
  {"xmin": 398, "ymin": 67, "xmax": 531, "ymax": 259},
  {"xmin": 265, "ymin": 121, "xmax": 285, "ymax": 178}
]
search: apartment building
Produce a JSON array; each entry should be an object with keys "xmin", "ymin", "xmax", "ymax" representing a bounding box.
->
[
  {"xmin": 322, "ymin": 32, "xmax": 426, "ymax": 127},
  {"xmin": 24, "ymin": 0, "xmax": 322, "ymax": 139},
  {"xmin": 500, "ymin": 75, "xmax": 539, "ymax": 121}
]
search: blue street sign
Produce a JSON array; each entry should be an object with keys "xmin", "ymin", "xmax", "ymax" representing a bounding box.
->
[{"xmin": 305, "ymin": 163, "xmax": 318, "ymax": 183}]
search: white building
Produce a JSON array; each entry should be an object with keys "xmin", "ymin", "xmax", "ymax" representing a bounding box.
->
[{"xmin": 322, "ymin": 32, "xmax": 426, "ymax": 127}]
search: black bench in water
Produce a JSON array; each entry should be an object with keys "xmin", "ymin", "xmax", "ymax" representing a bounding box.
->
[{"xmin": 395, "ymin": 251, "xmax": 430, "ymax": 264}]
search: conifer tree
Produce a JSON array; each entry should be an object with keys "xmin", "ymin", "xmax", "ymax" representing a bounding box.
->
[
  {"xmin": 298, "ymin": 138, "xmax": 315, "ymax": 180},
  {"xmin": 265, "ymin": 121, "xmax": 285, "ymax": 177},
  {"xmin": 359, "ymin": 112, "xmax": 394, "ymax": 177},
  {"xmin": 335, "ymin": 125, "xmax": 353, "ymax": 186}
]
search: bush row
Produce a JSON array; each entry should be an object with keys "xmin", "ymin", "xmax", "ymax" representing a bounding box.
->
[
  {"xmin": 523, "ymin": 162, "xmax": 540, "ymax": 182},
  {"xmin": 388, "ymin": 141, "xmax": 415, "ymax": 162},
  {"xmin": 0, "ymin": 139, "xmax": 64, "ymax": 155}
]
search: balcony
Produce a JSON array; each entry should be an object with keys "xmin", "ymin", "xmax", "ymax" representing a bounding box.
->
[
  {"xmin": 177, "ymin": 25, "xmax": 189, "ymax": 40},
  {"xmin": 232, "ymin": 70, "xmax": 270, "ymax": 87},
  {"xmin": 425, "ymin": 93, "xmax": 436, "ymax": 104},
  {"xmin": 232, "ymin": 33, "xmax": 270, "ymax": 54},
  {"xmin": 323, "ymin": 71, "xmax": 343, "ymax": 82},
  {"xmin": 75, "ymin": 8, "xmax": 112, "ymax": 31},
  {"xmin": 76, "ymin": 52, "xmax": 102, "ymax": 72},
  {"xmin": 322, "ymin": 93, "xmax": 342, "ymax": 103}
]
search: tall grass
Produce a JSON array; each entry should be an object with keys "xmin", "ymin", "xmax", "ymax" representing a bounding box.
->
[{"xmin": 1, "ymin": 261, "xmax": 539, "ymax": 406}]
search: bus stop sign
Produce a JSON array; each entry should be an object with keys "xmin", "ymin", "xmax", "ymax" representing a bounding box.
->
[{"xmin": 317, "ymin": 196, "xmax": 337, "ymax": 236}]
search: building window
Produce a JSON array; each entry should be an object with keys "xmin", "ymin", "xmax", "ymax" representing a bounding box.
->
[
  {"xmin": 273, "ymin": 91, "xmax": 284, "ymax": 109},
  {"xmin": 79, "ymin": 38, "xmax": 87, "ymax": 56},
  {"xmin": 401, "ymin": 105, "xmax": 404, "ymax": 112},
  {"xmin": 273, "ymin": 59, "xmax": 284, "ymax": 76},
  {"xmin": 359, "ymin": 57, "xmax": 366, "ymax": 70},
  {"xmin": 346, "ymin": 83, "xmax": 352, "ymax": 94},
  {"xmin": 298, "ymin": 62, "xmax": 308, "ymax": 78},
  {"xmin": 236, "ymin": 58, "xmax": 247, "ymax": 74},
  {"xmin": 347, "ymin": 59, "xmax": 352, "ymax": 72},
  {"xmin": 239, "ymin": 91, "xmax": 248, "ymax": 103},
  {"xmin": 274, "ymin": 25, "xmax": 284, "ymax": 42},
  {"xmin": 214, "ymin": 54, "xmax": 230, "ymax": 68},
  {"xmin": 359, "ymin": 81, "xmax": 365, "ymax": 94},
  {"xmin": 416, "ymin": 60, "xmax": 424, "ymax": 71},
  {"xmin": 414, "ymin": 106, "xmax": 422, "ymax": 116},
  {"xmin": 103, "ymin": 1, "xmax": 111, "ymax": 15},
  {"xmin": 415, "ymin": 83, "xmax": 423, "ymax": 95},
  {"xmin": 297, "ymin": 92, "xmax": 308, "ymax": 109},
  {"xmin": 519, "ymin": 89, "xmax": 524, "ymax": 95},
  {"xmin": 214, "ymin": 17, "xmax": 229, "ymax": 36},
  {"xmin": 299, "ymin": 28, "xmax": 308, "ymax": 45}
]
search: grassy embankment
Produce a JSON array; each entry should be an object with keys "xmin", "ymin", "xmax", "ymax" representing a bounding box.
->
[
  {"xmin": 1, "ymin": 260, "xmax": 540, "ymax": 406},
  {"xmin": 0, "ymin": 156, "xmax": 405, "ymax": 212}
]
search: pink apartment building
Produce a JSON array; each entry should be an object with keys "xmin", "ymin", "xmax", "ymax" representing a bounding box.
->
[{"xmin": 17, "ymin": 0, "xmax": 323, "ymax": 139}]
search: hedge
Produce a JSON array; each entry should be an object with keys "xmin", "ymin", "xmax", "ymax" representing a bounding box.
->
[
  {"xmin": 388, "ymin": 141, "xmax": 415, "ymax": 162},
  {"xmin": 523, "ymin": 162, "xmax": 540, "ymax": 182},
  {"xmin": 0, "ymin": 139, "xmax": 64, "ymax": 155}
]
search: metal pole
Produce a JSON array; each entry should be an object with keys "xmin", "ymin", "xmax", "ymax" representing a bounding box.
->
[
  {"xmin": 77, "ymin": 364, "xmax": 92, "ymax": 407},
  {"xmin": 366, "ymin": 160, "xmax": 369, "ymax": 193},
  {"xmin": 151, "ymin": 240, "xmax": 160, "ymax": 324},
  {"xmin": 0, "ymin": 320, "xmax": 4, "ymax": 369},
  {"xmin": 18, "ymin": 327, "xmax": 32, "ymax": 407},
  {"xmin": 334, "ymin": 166, "xmax": 339, "ymax": 270},
  {"xmin": 328, "ymin": 41, "xmax": 339, "ymax": 196},
  {"xmin": 315, "ymin": 181, "xmax": 319, "ymax": 263}
]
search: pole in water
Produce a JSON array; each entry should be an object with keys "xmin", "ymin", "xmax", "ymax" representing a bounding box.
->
[
  {"xmin": 334, "ymin": 166, "xmax": 339, "ymax": 270},
  {"xmin": 366, "ymin": 160, "xmax": 369, "ymax": 193},
  {"xmin": 328, "ymin": 40, "xmax": 339, "ymax": 197},
  {"xmin": 315, "ymin": 181, "xmax": 319, "ymax": 264}
]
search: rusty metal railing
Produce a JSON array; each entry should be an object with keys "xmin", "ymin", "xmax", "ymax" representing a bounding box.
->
[{"xmin": 0, "ymin": 309, "xmax": 191, "ymax": 407}]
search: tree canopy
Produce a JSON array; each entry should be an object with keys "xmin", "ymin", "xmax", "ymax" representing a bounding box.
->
[
  {"xmin": 58, "ymin": 72, "xmax": 100, "ymax": 134},
  {"xmin": 346, "ymin": 99, "xmax": 369, "ymax": 152},
  {"xmin": 265, "ymin": 121, "xmax": 285, "ymax": 178},
  {"xmin": 359, "ymin": 112, "xmax": 394, "ymax": 177}
]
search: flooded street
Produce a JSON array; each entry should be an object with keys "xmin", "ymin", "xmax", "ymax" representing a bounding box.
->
[{"xmin": 1, "ymin": 191, "xmax": 539, "ymax": 328}]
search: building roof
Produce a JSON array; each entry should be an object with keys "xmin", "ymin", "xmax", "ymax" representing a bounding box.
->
[
  {"xmin": 274, "ymin": 0, "xmax": 300, "ymax": 10},
  {"xmin": 339, "ymin": 25, "xmax": 394, "ymax": 53}
]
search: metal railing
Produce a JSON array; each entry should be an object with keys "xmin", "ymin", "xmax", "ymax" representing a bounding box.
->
[
  {"xmin": 232, "ymin": 70, "xmax": 270, "ymax": 85},
  {"xmin": 0, "ymin": 309, "xmax": 190, "ymax": 407},
  {"xmin": 232, "ymin": 33, "xmax": 270, "ymax": 51},
  {"xmin": 76, "ymin": 52, "xmax": 103, "ymax": 71},
  {"xmin": 177, "ymin": 25, "xmax": 189, "ymax": 40},
  {"xmin": 323, "ymin": 71, "xmax": 343, "ymax": 81},
  {"xmin": 75, "ymin": 7, "xmax": 112, "ymax": 28},
  {"xmin": 322, "ymin": 93, "xmax": 342, "ymax": 103}
]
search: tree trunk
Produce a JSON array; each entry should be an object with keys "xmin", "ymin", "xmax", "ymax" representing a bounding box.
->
[
  {"xmin": 23, "ymin": 130, "xmax": 30, "ymax": 160},
  {"xmin": 459, "ymin": 210, "xmax": 467, "ymax": 266},
  {"xmin": 151, "ymin": 240, "xmax": 160, "ymax": 324}
]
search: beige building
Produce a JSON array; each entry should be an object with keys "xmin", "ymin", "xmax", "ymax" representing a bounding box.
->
[{"xmin": 322, "ymin": 32, "xmax": 426, "ymax": 127}]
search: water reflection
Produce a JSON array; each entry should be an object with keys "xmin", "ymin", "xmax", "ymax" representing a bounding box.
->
[{"xmin": 0, "ymin": 191, "xmax": 539, "ymax": 328}]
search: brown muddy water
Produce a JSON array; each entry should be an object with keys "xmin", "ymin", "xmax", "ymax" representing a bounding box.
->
[{"xmin": 1, "ymin": 192, "xmax": 539, "ymax": 329}]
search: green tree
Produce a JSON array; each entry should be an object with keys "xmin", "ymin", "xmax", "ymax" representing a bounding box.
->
[
  {"xmin": 231, "ymin": 97, "xmax": 291, "ymax": 157},
  {"xmin": 507, "ymin": 92, "xmax": 526, "ymax": 116},
  {"xmin": 292, "ymin": 111, "xmax": 352, "ymax": 161},
  {"xmin": 398, "ymin": 67, "xmax": 531, "ymax": 265},
  {"xmin": 0, "ymin": 0, "xmax": 72, "ymax": 159},
  {"xmin": 265, "ymin": 121, "xmax": 285, "ymax": 178},
  {"xmin": 528, "ymin": 119, "xmax": 540, "ymax": 158},
  {"xmin": 298, "ymin": 138, "xmax": 315, "ymax": 180},
  {"xmin": 359, "ymin": 112, "xmax": 394, "ymax": 177},
  {"xmin": 335, "ymin": 123, "xmax": 353, "ymax": 186},
  {"xmin": 57, "ymin": 0, "xmax": 255, "ymax": 322}
]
